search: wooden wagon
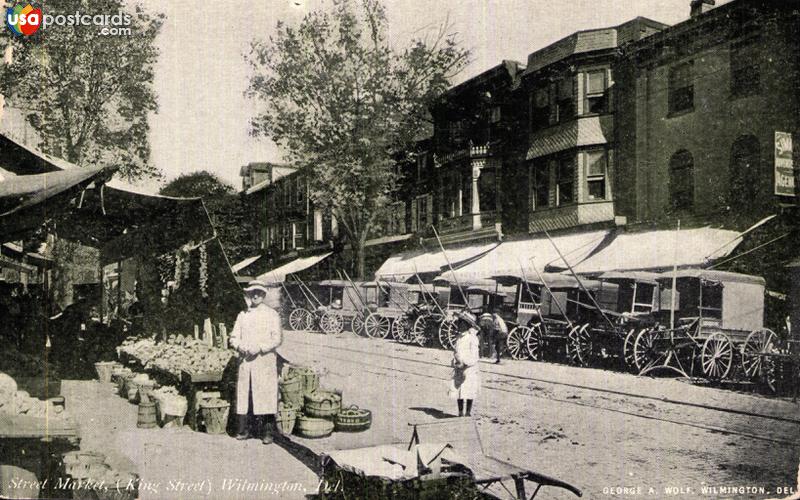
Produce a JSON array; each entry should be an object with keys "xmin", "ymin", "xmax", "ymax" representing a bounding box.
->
[
  {"xmin": 566, "ymin": 271, "xmax": 661, "ymax": 369},
  {"xmin": 496, "ymin": 272, "xmax": 609, "ymax": 363},
  {"xmin": 432, "ymin": 277, "xmax": 501, "ymax": 349},
  {"xmin": 632, "ymin": 269, "xmax": 771, "ymax": 382}
]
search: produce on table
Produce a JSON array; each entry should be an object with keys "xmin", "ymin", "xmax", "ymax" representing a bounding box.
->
[
  {"xmin": 118, "ymin": 336, "xmax": 234, "ymax": 377},
  {"xmin": 0, "ymin": 372, "xmax": 72, "ymax": 422}
]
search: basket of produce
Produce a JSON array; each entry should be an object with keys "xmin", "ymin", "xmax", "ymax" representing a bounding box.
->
[
  {"xmin": 303, "ymin": 390, "xmax": 342, "ymax": 419},
  {"xmin": 334, "ymin": 405, "xmax": 372, "ymax": 432},
  {"xmin": 287, "ymin": 366, "xmax": 319, "ymax": 395},
  {"xmin": 294, "ymin": 415, "xmax": 334, "ymax": 439},
  {"xmin": 279, "ymin": 373, "xmax": 304, "ymax": 407},
  {"xmin": 94, "ymin": 362, "xmax": 117, "ymax": 384},
  {"xmin": 276, "ymin": 402, "xmax": 299, "ymax": 435},
  {"xmin": 198, "ymin": 398, "xmax": 230, "ymax": 435},
  {"xmin": 62, "ymin": 451, "xmax": 109, "ymax": 481},
  {"xmin": 115, "ymin": 370, "xmax": 134, "ymax": 396}
]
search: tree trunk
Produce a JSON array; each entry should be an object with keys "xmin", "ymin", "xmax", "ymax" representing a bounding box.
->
[{"xmin": 352, "ymin": 233, "xmax": 368, "ymax": 280}]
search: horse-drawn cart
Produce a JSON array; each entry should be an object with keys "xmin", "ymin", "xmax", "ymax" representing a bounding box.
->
[{"xmin": 632, "ymin": 269, "xmax": 772, "ymax": 383}]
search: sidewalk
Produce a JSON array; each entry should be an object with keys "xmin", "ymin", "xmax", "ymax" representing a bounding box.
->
[{"xmin": 62, "ymin": 380, "xmax": 319, "ymax": 500}]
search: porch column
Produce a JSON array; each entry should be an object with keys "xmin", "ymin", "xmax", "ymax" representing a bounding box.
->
[{"xmin": 471, "ymin": 163, "xmax": 481, "ymax": 230}]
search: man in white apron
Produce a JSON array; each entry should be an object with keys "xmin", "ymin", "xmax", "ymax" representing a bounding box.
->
[{"xmin": 230, "ymin": 280, "xmax": 283, "ymax": 444}]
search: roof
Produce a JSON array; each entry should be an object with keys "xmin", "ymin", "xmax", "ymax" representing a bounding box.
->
[
  {"xmin": 436, "ymin": 230, "xmax": 611, "ymax": 282},
  {"xmin": 598, "ymin": 271, "xmax": 661, "ymax": 285},
  {"xmin": 555, "ymin": 227, "xmax": 743, "ymax": 274},
  {"xmin": 433, "ymin": 276, "xmax": 497, "ymax": 289},
  {"xmin": 526, "ymin": 115, "xmax": 613, "ymax": 160},
  {"xmin": 231, "ymin": 254, "xmax": 263, "ymax": 274},
  {"xmin": 258, "ymin": 252, "xmax": 331, "ymax": 283},
  {"xmin": 523, "ymin": 17, "xmax": 669, "ymax": 76},
  {"xmin": 656, "ymin": 269, "xmax": 766, "ymax": 286},
  {"xmin": 374, "ymin": 241, "xmax": 500, "ymax": 282},
  {"xmin": 442, "ymin": 60, "xmax": 524, "ymax": 101}
]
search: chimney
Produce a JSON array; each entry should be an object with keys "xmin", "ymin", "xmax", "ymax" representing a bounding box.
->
[{"xmin": 690, "ymin": 0, "xmax": 715, "ymax": 18}]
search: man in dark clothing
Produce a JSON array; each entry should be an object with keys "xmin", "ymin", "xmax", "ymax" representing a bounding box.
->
[{"xmin": 478, "ymin": 298, "xmax": 508, "ymax": 364}]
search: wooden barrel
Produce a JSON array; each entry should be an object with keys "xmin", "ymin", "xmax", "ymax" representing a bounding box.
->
[
  {"xmin": 294, "ymin": 415, "xmax": 334, "ymax": 439},
  {"xmin": 137, "ymin": 401, "xmax": 157, "ymax": 429}
]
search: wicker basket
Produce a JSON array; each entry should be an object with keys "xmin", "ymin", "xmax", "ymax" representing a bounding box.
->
[
  {"xmin": 199, "ymin": 398, "xmax": 230, "ymax": 434},
  {"xmin": 303, "ymin": 390, "xmax": 342, "ymax": 419},
  {"xmin": 279, "ymin": 375, "xmax": 304, "ymax": 407},
  {"xmin": 276, "ymin": 403, "xmax": 299, "ymax": 435},
  {"xmin": 334, "ymin": 405, "xmax": 372, "ymax": 432},
  {"xmin": 287, "ymin": 366, "xmax": 319, "ymax": 395},
  {"xmin": 294, "ymin": 415, "xmax": 334, "ymax": 439}
]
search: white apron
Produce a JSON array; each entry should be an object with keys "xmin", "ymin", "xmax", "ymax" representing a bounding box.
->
[
  {"xmin": 229, "ymin": 305, "xmax": 283, "ymax": 415},
  {"xmin": 449, "ymin": 329, "xmax": 481, "ymax": 400}
]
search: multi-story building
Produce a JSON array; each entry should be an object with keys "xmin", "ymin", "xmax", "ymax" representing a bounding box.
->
[
  {"xmin": 519, "ymin": 17, "xmax": 667, "ymax": 234},
  {"xmin": 421, "ymin": 61, "xmax": 525, "ymax": 246},
  {"xmin": 614, "ymin": 0, "xmax": 800, "ymax": 227}
]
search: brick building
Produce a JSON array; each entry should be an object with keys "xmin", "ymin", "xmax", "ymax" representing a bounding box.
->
[{"xmin": 614, "ymin": 0, "xmax": 800, "ymax": 227}]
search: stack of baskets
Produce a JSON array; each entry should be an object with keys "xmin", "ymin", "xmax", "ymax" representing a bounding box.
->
[{"xmin": 279, "ymin": 364, "xmax": 372, "ymax": 439}]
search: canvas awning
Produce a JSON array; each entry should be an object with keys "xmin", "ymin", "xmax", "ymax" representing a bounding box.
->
[
  {"xmin": 258, "ymin": 252, "xmax": 332, "ymax": 283},
  {"xmin": 435, "ymin": 230, "xmax": 611, "ymax": 282},
  {"xmin": 231, "ymin": 254, "xmax": 262, "ymax": 274},
  {"xmin": 374, "ymin": 241, "xmax": 500, "ymax": 282},
  {"xmin": 551, "ymin": 227, "xmax": 743, "ymax": 274},
  {"xmin": 525, "ymin": 115, "xmax": 612, "ymax": 160}
]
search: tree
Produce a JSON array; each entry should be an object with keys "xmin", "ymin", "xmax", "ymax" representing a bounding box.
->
[
  {"xmin": 0, "ymin": 0, "xmax": 164, "ymax": 181},
  {"xmin": 246, "ymin": 0, "xmax": 469, "ymax": 278},
  {"xmin": 159, "ymin": 171, "xmax": 255, "ymax": 263}
]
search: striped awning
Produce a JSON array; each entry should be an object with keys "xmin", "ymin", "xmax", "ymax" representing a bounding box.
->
[{"xmin": 526, "ymin": 115, "xmax": 612, "ymax": 160}]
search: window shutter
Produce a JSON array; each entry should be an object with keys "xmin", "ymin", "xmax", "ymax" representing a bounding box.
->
[{"xmin": 410, "ymin": 200, "xmax": 418, "ymax": 233}]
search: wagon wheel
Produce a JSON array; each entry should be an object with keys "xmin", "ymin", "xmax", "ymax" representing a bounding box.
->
[
  {"xmin": 350, "ymin": 314, "xmax": 366, "ymax": 336},
  {"xmin": 506, "ymin": 326, "xmax": 529, "ymax": 360},
  {"xmin": 438, "ymin": 319, "xmax": 458, "ymax": 349},
  {"xmin": 391, "ymin": 316, "xmax": 410, "ymax": 341},
  {"xmin": 320, "ymin": 311, "xmax": 344, "ymax": 335},
  {"xmin": 303, "ymin": 309, "xmax": 315, "ymax": 331},
  {"xmin": 525, "ymin": 323, "xmax": 544, "ymax": 361},
  {"xmin": 701, "ymin": 332, "xmax": 734, "ymax": 381},
  {"xmin": 566, "ymin": 324, "xmax": 592, "ymax": 366},
  {"xmin": 289, "ymin": 308, "xmax": 311, "ymax": 331},
  {"xmin": 622, "ymin": 328, "xmax": 639, "ymax": 371},
  {"xmin": 741, "ymin": 328, "xmax": 778, "ymax": 391},
  {"xmin": 411, "ymin": 316, "xmax": 430, "ymax": 346},
  {"xmin": 633, "ymin": 327, "xmax": 659, "ymax": 372},
  {"xmin": 364, "ymin": 313, "xmax": 391, "ymax": 339}
]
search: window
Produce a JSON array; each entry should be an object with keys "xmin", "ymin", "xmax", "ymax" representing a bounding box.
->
[
  {"xmin": 478, "ymin": 168, "xmax": 497, "ymax": 213},
  {"xmin": 585, "ymin": 150, "xmax": 608, "ymax": 201},
  {"xmin": 669, "ymin": 150, "xmax": 694, "ymax": 210},
  {"xmin": 556, "ymin": 156, "xmax": 574, "ymax": 205},
  {"xmin": 531, "ymin": 163, "xmax": 549, "ymax": 210},
  {"xmin": 293, "ymin": 222, "xmax": 306, "ymax": 249},
  {"xmin": 296, "ymin": 177, "xmax": 304, "ymax": 204},
  {"xmin": 282, "ymin": 224, "xmax": 291, "ymax": 250},
  {"xmin": 729, "ymin": 135, "xmax": 761, "ymax": 208},
  {"xmin": 668, "ymin": 61, "xmax": 694, "ymax": 115},
  {"xmin": 556, "ymin": 77, "xmax": 574, "ymax": 122},
  {"xmin": 632, "ymin": 282, "xmax": 656, "ymax": 313},
  {"xmin": 449, "ymin": 119, "xmax": 465, "ymax": 142},
  {"xmin": 489, "ymin": 106, "xmax": 501, "ymax": 124},
  {"xmin": 530, "ymin": 87, "xmax": 550, "ymax": 130},
  {"xmin": 284, "ymin": 183, "xmax": 292, "ymax": 207},
  {"xmin": 416, "ymin": 196, "xmax": 429, "ymax": 231},
  {"xmin": 584, "ymin": 70, "xmax": 607, "ymax": 114},
  {"xmin": 730, "ymin": 38, "xmax": 761, "ymax": 98},
  {"xmin": 416, "ymin": 153, "xmax": 427, "ymax": 181},
  {"xmin": 387, "ymin": 202, "xmax": 406, "ymax": 235},
  {"xmin": 313, "ymin": 210, "xmax": 323, "ymax": 241}
]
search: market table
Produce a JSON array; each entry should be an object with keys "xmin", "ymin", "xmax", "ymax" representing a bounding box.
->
[
  {"xmin": 180, "ymin": 370, "xmax": 234, "ymax": 431},
  {"xmin": 0, "ymin": 413, "xmax": 81, "ymax": 498}
]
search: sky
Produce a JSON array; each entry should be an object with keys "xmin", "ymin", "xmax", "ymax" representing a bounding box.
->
[{"xmin": 131, "ymin": 0, "xmax": 720, "ymax": 192}]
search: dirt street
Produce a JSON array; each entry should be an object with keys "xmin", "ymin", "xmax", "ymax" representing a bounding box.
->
[{"xmin": 280, "ymin": 331, "xmax": 800, "ymax": 500}]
